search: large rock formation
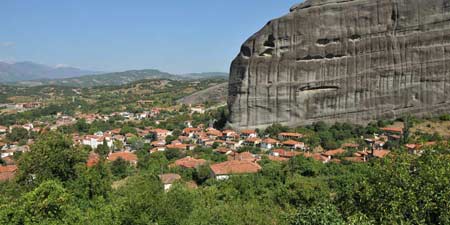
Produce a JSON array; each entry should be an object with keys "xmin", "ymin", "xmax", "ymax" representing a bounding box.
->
[{"xmin": 228, "ymin": 0, "xmax": 450, "ymax": 129}]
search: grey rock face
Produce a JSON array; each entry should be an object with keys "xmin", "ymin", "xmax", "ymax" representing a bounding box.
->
[{"xmin": 228, "ymin": 0, "xmax": 450, "ymax": 129}]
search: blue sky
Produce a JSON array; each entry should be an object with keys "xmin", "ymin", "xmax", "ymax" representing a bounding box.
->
[{"xmin": 0, "ymin": 0, "xmax": 301, "ymax": 74}]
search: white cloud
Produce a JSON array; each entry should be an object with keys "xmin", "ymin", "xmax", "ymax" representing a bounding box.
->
[{"xmin": 0, "ymin": 42, "xmax": 15, "ymax": 47}]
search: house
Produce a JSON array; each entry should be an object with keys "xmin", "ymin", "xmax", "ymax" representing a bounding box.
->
[
  {"xmin": 227, "ymin": 151, "xmax": 258, "ymax": 162},
  {"xmin": 107, "ymin": 152, "xmax": 138, "ymax": 165},
  {"xmin": 322, "ymin": 148, "xmax": 347, "ymax": 160},
  {"xmin": 0, "ymin": 165, "xmax": 17, "ymax": 182},
  {"xmin": 271, "ymin": 149, "xmax": 301, "ymax": 158},
  {"xmin": 1, "ymin": 149, "xmax": 15, "ymax": 158},
  {"xmin": 206, "ymin": 128, "xmax": 223, "ymax": 139},
  {"xmin": 210, "ymin": 160, "xmax": 262, "ymax": 180},
  {"xmin": 261, "ymin": 138, "xmax": 279, "ymax": 150},
  {"xmin": 303, "ymin": 152, "xmax": 330, "ymax": 163},
  {"xmin": 372, "ymin": 149, "xmax": 390, "ymax": 159},
  {"xmin": 244, "ymin": 137, "xmax": 261, "ymax": 147},
  {"xmin": 150, "ymin": 129, "xmax": 172, "ymax": 140},
  {"xmin": 282, "ymin": 140, "xmax": 305, "ymax": 150},
  {"xmin": 183, "ymin": 127, "xmax": 201, "ymax": 138},
  {"xmin": 190, "ymin": 105, "xmax": 206, "ymax": 114},
  {"xmin": 171, "ymin": 157, "xmax": 206, "ymax": 169},
  {"xmin": 380, "ymin": 127, "xmax": 403, "ymax": 141},
  {"xmin": 267, "ymin": 155, "xmax": 289, "ymax": 162},
  {"xmin": 222, "ymin": 130, "xmax": 238, "ymax": 141},
  {"xmin": 159, "ymin": 173, "xmax": 181, "ymax": 191},
  {"xmin": 225, "ymin": 141, "xmax": 240, "ymax": 150},
  {"xmin": 82, "ymin": 135, "xmax": 113, "ymax": 149},
  {"xmin": 166, "ymin": 143, "xmax": 191, "ymax": 151},
  {"xmin": 405, "ymin": 142, "xmax": 437, "ymax": 155},
  {"xmin": 0, "ymin": 126, "xmax": 7, "ymax": 134},
  {"xmin": 215, "ymin": 147, "xmax": 233, "ymax": 155},
  {"xmin": 240, "ymin": 129, "xmax": 257, "ymax": 139},
  {"xmin": 278, "ymin": 132, "xmax": 303, "ymax": 140}
]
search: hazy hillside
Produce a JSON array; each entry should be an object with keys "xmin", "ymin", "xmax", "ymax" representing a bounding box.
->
[
  {"xmin": 0, "ymin": 61, "xmax": 99, "ymax": 82},
  {"xmin": 177, "ymin": 82, "xmax": 228, "ymax": 105},
  {"xmin": 179, "ymin": 72, "xmax": 228, "ymax": 79},
  {"xmin": 13, "ymin": 70, "xmax": 228, "ymax": 87},
  {"xmin": 14, "ymin": 69, "xmax": 181, "ymax": 87}
]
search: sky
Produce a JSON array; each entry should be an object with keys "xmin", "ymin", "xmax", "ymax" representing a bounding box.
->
[{"xmin": 0, "ymin": 0, "xmax": 301, "ymax": 74}]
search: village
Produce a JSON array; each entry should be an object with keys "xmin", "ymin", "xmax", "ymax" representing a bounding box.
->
[{"xmin": 0, "ymin": 101, "xmax": 441, "ymax": 191}]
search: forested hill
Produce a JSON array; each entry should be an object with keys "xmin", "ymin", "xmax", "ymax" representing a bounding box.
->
[{"xmin": 13, "ymin": 70, "xmax": 228, "ymax": 88}]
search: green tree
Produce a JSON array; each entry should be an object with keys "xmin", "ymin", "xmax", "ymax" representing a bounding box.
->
[
  {"xmin": 288, "ymin": 201, "xmax": 344, "ymax": 225},
  {"xmin": 95, "ymin": 139, "xmax": 110, "ymax": 158},
  {"xmin": 0, "ymin": 180, "xmax": 80, "ymax": 225},
  {"xmin": 110, "ymin": 158, "xmax": 130, "ymax": 179},
  {"xmin": 17, "ymin": 132, "xmax": 87, "ymax": 186},
  {"xmin": 6, "ymin": 127, "xmax": 29, "ymax": 143}
]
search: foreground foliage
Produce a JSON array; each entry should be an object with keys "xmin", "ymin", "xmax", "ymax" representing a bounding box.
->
[{"xmin": 0, "ymin": 132, "xmax": 449, "ymax": 224}]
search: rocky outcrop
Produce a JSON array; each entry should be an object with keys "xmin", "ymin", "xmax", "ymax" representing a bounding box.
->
[{"xmin": 228, "ymin": 0, "xmax": 450, "ymax": 129}]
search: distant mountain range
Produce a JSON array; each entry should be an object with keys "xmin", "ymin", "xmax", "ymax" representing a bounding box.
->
[
  {"xmin": 0, "ymin": 61, "xmax": 100, "ymax": 83},
  {"xmin": 0, "ymin": 61, "xmax": 228, "ymax": 87}
]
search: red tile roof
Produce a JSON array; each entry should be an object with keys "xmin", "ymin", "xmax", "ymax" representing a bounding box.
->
[
  {"xmin": 262, "ymin": 138, "xmax": 279, "ymax": 144},
  {"xmin": 268, "ymin": 155, "xmax": 289, "ymax": 162},
  {"xmin": 241, "ymin": 129, "xmax": 256, "ymax": 135},
  {"xmin": 215, "ymin": 147, "xmax": 232, "ymax": 154},
  {"xmin": 0, "ymin": 165, "xmax": 17, "ymax": 181},
  {"xmin": 86, "ymin": 152, "xmax": 100, "ymax": 167},
  {"xmin": 279, "ymin": 132, "xmax": 303, "ymax": 138},
  {"xmin": 207, "ymin": 128, "xmax": 223, "ymax": 137},
  {"xmin": 380, "ymin": 127, "xmax": 403, "ymax": 134},
  {"xmin": 323, "ymin": 148, "xmax": 346, "ymax": 157},
  {"xmin": 210, "ymin": 160, "xmax": 261, "ymax": 175},
  {"xmin": 108, "ymin": 152, "xmax": 138, "ymax": 163},
  {"xmin": 272, "ymin": 149, "xmax": 301, "ymax": 158},
  {"xmin": 303, "ymin": 152, "xmax": 329, "ymax": 162},
  {"xmin": 372, "ymin": 149, "xmax": 391, "ymax": 158},
  {"xmin": 282, "ymin": 140, "xmax": 303, "ymax": 146},
  {"xmin": 245, "ymin": 137, "xmax": 261, "ymax": 143},
  {"xmin": 228, "ymin": 152, "xmax": 257, "ymax": 162},
  {"xmin": 183, "ymin": 127, "xmax": 201, "ymax": 134},
  {"xmin": 166, "ymin": 144, "xmax": 188, "ymax": 150},
  {"xmin": 172, "ymin": 157, "xmax": 206, "ymax": 169}
]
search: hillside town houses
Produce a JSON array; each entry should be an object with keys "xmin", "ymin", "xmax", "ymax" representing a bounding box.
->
[{"xmin": 0, "ymin": 104, "xmax": 443, "ymax": 184}]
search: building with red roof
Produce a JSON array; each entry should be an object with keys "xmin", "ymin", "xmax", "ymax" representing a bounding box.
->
[
  {"xmin": 282, "ymin": 140, "xmax": 305, "ymax": 150},
  {"xmin": 171, "ymin": 157, "xmax": 206, "ymax": 169},
  {"xmin": 0, "ymin": 165, "xmax": 17, "ymax": 182},
  {"xmin": 108, "ymin": 152, "xmax": 138, "ymax": 165},
  {"xmin": 86, "ymin": 152, "xmax": 100, "ymax": 167},
  {"xmin": 210, "ymin": 160, "xmax": 261, "ymax": 180},
  {"xmin": 278, "ymin": 132, "xmax": 303, "ymax": 140},
  {"xmin": 272, "ymin": 149, "xmax": 301, "ymax": 158}
]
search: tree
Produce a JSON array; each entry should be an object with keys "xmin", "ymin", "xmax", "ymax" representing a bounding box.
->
[
  {"xmin": 110, "ymin": 158, "xmax": 130, "ymax": 179},
  {"xmin": 17, "ymin": 132, "xmax": 87, "ymax": 186},
  {"xmin": 95, "ymin": 139, "xmax": 110, "ymax": 158},
  {"xmin": 0, "ymin": 180, "xmax": 80, "ymax": 225},
  {"xmin": 264, "ymin": 123, "xmax": 289, "ymax": 138},
  {"xmin": 164, "ymin": 148, "xmax": 183, "ymax": 161},
  {"xmin": 68, "ymin": 161, "xmax": 112, "ymax": 200},
  {"xmin": 6, "ymin": 127, "xmax": 29, "ymax": 143},
  {"xmin": 288, "ymin": 201, "xmax": 344, "ymax": 225}
]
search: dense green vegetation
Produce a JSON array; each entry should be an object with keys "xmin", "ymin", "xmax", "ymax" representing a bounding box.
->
[{"xmin": 0, "ymin": 129, "xmax": 449, "ymax": 224}]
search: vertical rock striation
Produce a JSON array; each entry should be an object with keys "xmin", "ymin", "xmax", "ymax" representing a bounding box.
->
[{"xmin": 228, "ymin": 0, "xmax": 450, "ymax": 129}]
